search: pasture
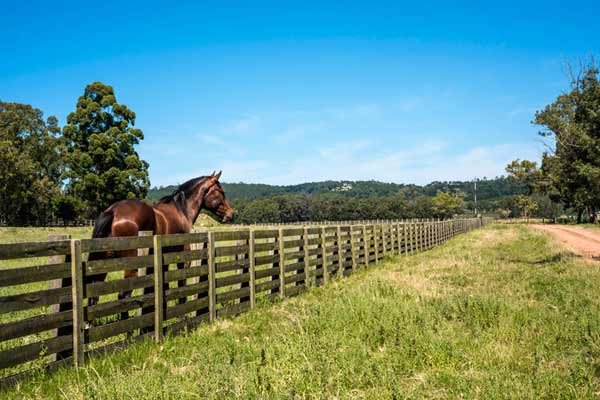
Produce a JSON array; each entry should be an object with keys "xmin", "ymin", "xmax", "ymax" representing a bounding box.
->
[{"xmin": 2, "ymin": 223, "xmax": 599, "ymax": 398}]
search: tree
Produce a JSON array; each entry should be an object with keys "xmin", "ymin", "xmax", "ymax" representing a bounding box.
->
[
  {"xmin": 52, "ymin": 195, "xmax": 84, "ymax": 225},
  {"xmin": 235, "ymin": 198, "xmax": 280, "ymax": 224},
  {"xmin": 496, "ymin": 208, "xmax": 512, "ymax": 219},
  {"xmin": 534, "ymin": 61, "xmax": 600, "ymax": 222},
  {"xmin": 431, "ymin": 192, "xmax": 464, "ymax": 219},
  {"xmin": 0, "ymin": 101, "xmax": 63, "ymax": 224},
  {"xmin": 62, "ymin": 82, "xmax": 149, "ymax": 217},
  {"xmin": 505, "ymin": 159, "xmax": 540, "ymax": 195},
  {"xmin": 515, "ymin": 195, "xmax": 538, "ymax": 222}
]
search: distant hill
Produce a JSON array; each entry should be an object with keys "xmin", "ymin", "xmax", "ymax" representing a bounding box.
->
[{"xmin": 147, "ymin": 176, "xmax": 527, "ymax": 202}]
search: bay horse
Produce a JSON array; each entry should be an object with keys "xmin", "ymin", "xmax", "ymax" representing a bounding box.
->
[{"xmin": 88, "ymin": 171, "xmax": 234, "ymax": 315}]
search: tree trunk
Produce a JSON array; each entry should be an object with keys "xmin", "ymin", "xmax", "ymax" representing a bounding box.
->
[{"xmin": 577, "ymin": 209, "xmax": 583, "ymax": 224}]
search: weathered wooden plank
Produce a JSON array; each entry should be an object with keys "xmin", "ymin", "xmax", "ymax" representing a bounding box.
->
[
  {"xmin": 285, "ymin": 273, "xmax": 305, "ymax": 285},
  {"xmin": 162, "ymin": 249, "xmax": 208, "ymax": 265},
  {"xmin": 0, "ymin": 334, "xmax": 73, "ymax": 369},
  {"xmin": 81, "ymin": 235, "xmax": 153, "ymax": 253},
  {"xmin": 165, "ymin": 280, "xmax": 208, "ymax": 302},
  {"xmin": 165, "ymin": 297, "xmax": 210, "ymax": 320},
  {"xmin": 86, "ymin": 255, "xmax": 154, "ymax": 276},
  {"xmin": 254, "ymin": 242, "xmax": 277, "ymax": 252},
  {"xmin": 284, "ymin": 261, "xmax": 305, "ymax": 273},
  {"xmin": 215, "ymin": 258, "xmax": 248, "ymax": 273},
  {"xmin": 0, "ymin": 286, "xmax": 71, "ymax": 314},
  {"xmin": 216, "ymin": 301, "xmax": 250, "ymax": 318},
  {"xmin": 255, "ymin": 267, "xmax": 279, "ymax": 280},
  {"xmin": 282, "ymin": 228, "xmax": 304, "ymax": 236},
  {"xmin": 253, "ymin": 229, "xmax": 278, "ymax": 239},
  {"xmin": 160, "ymin": 232, "xmax": 208, "ymax": 247},
  {"xmin": 0, "ymin": 309, "xmax": 72, "ymax": 342},
  {"xmin": 213, "ymin": 230, "xmax": 250, "ymax": 241},
  {"xmin": 0, "ymin": 262, "xmax": 71, "ymax": 287},
  {"xmin": 87, "ymin": 293, "xmax": 154, "ymax": 320},
  {"xmin": 85, "ymin": 275, "xmax": 153, "ymax": 298},
  {"xmin": 215, "ymin": 272, "xmax": 250, "ymax": 288},
  {"xmin": 216, "ymin": 287, "xmax": 251, "ymax": 303},
  {"xmin": 0, "ymin": 240, "xmax": 70, "ymax": 261},
  {"xmin": 87, "ymin": 313, "xmax": 154, "ymax": 343},
  {"xmin": 214, "ymin": 244, "xmax": 248, "ymax": 258},
  {"xmin": 255, "ymin": 279, "xmax": 279, "ymax": 293},
  {"xmin": 254, "ymin": 254, "xmax": 278, "ymax": 266},
  {"xmin": 283, "ymin": 239, "xmax": 304, "ymax": 249},
  {"xmin": 164, "ymin": 312, "xmax": 209, "ymax": 336},
  {"xmin": 285, "ymin": 285, "xmax": 306, "ymax": 297},
  {"xmin": 163, "ymin": 265, "xmax": 208, "ymax": 283},
  {"xmin": 284, "ymin": 250, "xmax": 305, "ymax": 260}
]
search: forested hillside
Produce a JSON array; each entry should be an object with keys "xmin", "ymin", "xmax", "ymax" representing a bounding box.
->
[
  {"xmin": 147, "ymin": 177, "xmax": 529, "ymax": 223},
  {"xmin": 148, "ymin": 177, "xmax": 526, "ymax": 202}
]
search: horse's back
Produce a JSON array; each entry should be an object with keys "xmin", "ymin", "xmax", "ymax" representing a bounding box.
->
[{"xmin": 108, "ymin": 199, "xmax": 156, "ymax": 236}]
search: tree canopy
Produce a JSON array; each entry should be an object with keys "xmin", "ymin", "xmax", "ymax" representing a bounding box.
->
[
  {"xmin": 62, "ymin": 82, "xmax": 149, "ymax": 217},
  {"xmin": 0, "ymin": 101, "xmax": 63, "ymax": 224},
  {"xmin": 534, "ymin": 62, "xmax": 600, "ymax": 222}
]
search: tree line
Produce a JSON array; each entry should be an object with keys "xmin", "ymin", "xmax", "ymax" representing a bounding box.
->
[
  {"xmin": 505, "ymin": 60, "xmax": 600, "ymax": 223},
  {"xmin": 1, "ymin": 82, "xmax": 149, "ymax": 225},
  {"xmin": 231, "ymin": 192, "xmax": 465, "ymax": 224}
]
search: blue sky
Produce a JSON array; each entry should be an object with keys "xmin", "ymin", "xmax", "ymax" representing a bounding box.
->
[{"xmin": 2, "ymin": 1, "xmax": 599, "ymax": 186}]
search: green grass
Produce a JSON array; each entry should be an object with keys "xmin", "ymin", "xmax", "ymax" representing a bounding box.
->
[{"xmin": 3, "ymin": 224, "xmax": 600, "ymax": 398}]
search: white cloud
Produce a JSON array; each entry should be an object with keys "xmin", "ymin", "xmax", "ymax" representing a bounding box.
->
[{"xmin": 218, "ymin": 140, "xmax": 542, "ymax": 185}]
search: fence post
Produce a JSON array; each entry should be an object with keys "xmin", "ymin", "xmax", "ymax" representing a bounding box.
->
[
  {"xmin": 336, "ymin": 226, "xmax": 344, "ymax": 279},
  {"xmin": 152, "ymin": 235, "xmax": 164, "ymax": 342},
  {"xmin": 70, "ymin": 239, "xmax": 84, "ymax": 368},
  {"xmin": 350, "ymin": 226, "xmax": 357, "ymax": 273},
  {"xmin": 49, "ymin": 234, "xmax": 71, "ymax": 362},
  {"xmin": 382, "ymin": 224, "xmax": 387, "ymax": 258},
  {"xmin": 278, "ymin": 228, "xmax": 285, "ymax": 298},
  {"xmin": 395, "ymin": 222, "xmax": 401, "ymax": 256},
  {"xmin": 362, "ymin": 225, "xmax": 369, "ymax": 268},
  {"xmin": 321, "ymin": 227, "xmax": 329, "ymax": 284},
  {"xmin": 303, "ymin": 227, "xmax": 310, "ymax": 286},
  {"xmin": 373, "ymin": 225, "xmax": 379, "ymax": 264},
  {"xmin": 208, "ymin": 231, "xmax": 216, "ymax": 322},
  {"xmin": 249, "ymin": 229, "xmax": 256, "ymax": 309}
]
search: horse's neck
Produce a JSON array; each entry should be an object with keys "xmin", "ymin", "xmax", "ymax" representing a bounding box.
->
[{"xmin": 184, "ymin": 182, "xmax": 209, "ymax": 225}]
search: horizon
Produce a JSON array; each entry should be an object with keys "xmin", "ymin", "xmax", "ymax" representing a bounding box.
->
[
  {"xmin": 2, "ymin": 1, "xmax": 599, "ymax": 187},
  {"xmin": 151, "ymin": 175, "xmax": 511, "ymax": 189}
]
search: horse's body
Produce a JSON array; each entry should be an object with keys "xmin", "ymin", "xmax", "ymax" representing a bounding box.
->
[{"xmin": 88, "ymin": 172, "xmax": 233, "ymax": 310}]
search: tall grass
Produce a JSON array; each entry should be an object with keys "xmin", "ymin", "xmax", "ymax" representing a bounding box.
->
[{"xmin": 3, "ymin": 224, "xmax": 600, "ymax": 399}]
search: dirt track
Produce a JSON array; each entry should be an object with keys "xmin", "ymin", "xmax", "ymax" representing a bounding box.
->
[{"xmin": 532, "ymin": 224, "xmax": 600, "ymax": 259}]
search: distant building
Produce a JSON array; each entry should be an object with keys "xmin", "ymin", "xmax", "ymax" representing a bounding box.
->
[{"xmin": 332, "ymin": 183, "xmax": 353, "ymax": 192}]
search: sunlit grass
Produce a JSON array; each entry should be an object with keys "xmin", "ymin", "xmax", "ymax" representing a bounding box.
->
[{"xmin": 2, "ymin": 223, "xmax": 599, "ymax": 398}]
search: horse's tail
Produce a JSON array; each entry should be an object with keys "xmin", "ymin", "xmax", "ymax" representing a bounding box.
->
[{"xmin": 92, "ymin": 210, "xmax": 114, "ymax": 239}]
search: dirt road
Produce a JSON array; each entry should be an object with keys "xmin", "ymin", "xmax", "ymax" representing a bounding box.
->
[{"xmin": 532, "ymin": 224, "xmax": 600, "ymax": 259}]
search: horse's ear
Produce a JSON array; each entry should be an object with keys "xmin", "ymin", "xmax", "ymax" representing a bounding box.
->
[
  {"xmin": 210, "ymin": 171, "xmax": 216, "ymax": 177},
  {"xmin": 214, "ymin": 171, "xmax": 222, "ymax": 181}
]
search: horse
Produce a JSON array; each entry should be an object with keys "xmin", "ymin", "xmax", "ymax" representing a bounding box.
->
[{"xmin": 87, "ymin": 171, "xmax": 234, "ymax": 315}]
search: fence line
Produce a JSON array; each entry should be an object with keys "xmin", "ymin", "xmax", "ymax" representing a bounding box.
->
[{"xmin": 0, "ymin": 217, "xmax": 491, "ymax": 386}]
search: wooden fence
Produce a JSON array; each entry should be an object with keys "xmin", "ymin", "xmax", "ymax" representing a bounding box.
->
[{"xmin": 0, "ymin": 217, "xmax": 491, "ymax": 386}]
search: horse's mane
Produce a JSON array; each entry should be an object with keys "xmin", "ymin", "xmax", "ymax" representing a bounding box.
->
[{"xmin": 156, "ymin": 176, "xmax": 210, "ymax": 216}]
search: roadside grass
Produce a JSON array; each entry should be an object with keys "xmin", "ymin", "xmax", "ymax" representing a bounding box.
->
[{"xmin": 3, "ymin": 224, "xmax": 600, "ymax": 399}]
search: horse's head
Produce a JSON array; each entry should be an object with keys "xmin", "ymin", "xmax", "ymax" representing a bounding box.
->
[{"xmin": 204, "ymin": 171, "xmax": 234, "ymax": 223}]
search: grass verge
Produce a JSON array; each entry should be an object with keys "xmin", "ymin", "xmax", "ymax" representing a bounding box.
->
[{"xmin": 3, "ymin": 224, "xmax": 600, "ymax": 399}]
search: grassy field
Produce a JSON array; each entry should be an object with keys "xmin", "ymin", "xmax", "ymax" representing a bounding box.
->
[{"xmin": 2, "ymin": 223, "xmax": 600, "ymax": 399}]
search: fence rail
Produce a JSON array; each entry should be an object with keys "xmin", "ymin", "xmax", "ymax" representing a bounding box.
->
[{"xmin": 0, "ymin": 217, "xmax": 491, "ymax": 386}]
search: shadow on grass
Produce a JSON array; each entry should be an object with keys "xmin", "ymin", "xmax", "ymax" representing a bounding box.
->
[{"xmin": 502, "ymin": 251, "xmax": 577, "ymax": 266}]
